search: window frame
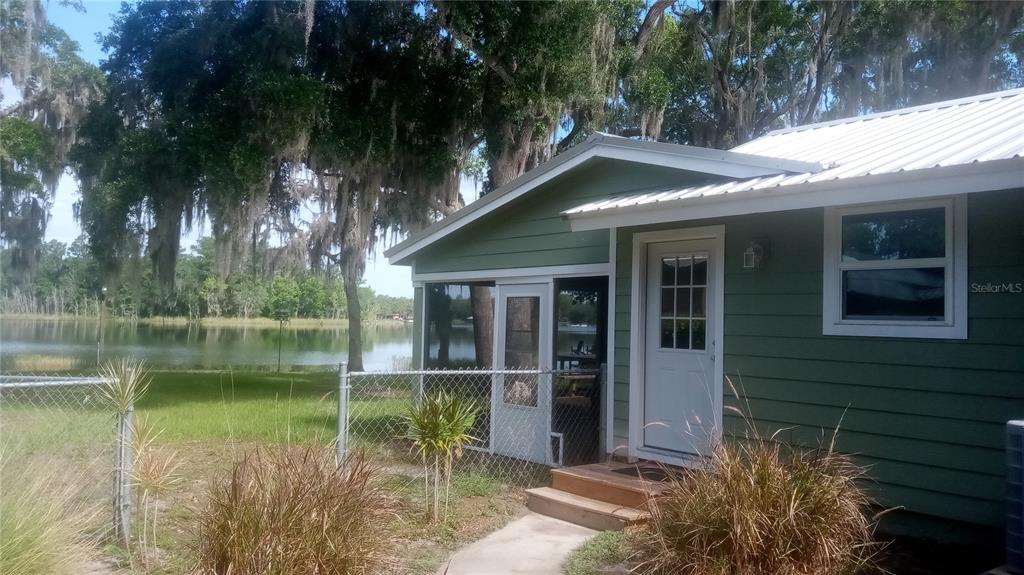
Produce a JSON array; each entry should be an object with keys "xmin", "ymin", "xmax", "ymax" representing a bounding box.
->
[{"xmin": 822, "ymin": 196, "xmax": 968, "ymax": 340}]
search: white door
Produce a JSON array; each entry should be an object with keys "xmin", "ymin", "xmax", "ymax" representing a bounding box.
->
[
  {"xmin": 643, "ymin": 240, "xmax": 717, "ymax": 458},
  {"xmin": 491, "ymin": 283, "xmax": 552, "ymax": 464}
]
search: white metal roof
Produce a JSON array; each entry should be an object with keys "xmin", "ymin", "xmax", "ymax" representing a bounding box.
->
[{"xmin": 565, "ymin": 88, "xmax": 1024, "ymax": 219}]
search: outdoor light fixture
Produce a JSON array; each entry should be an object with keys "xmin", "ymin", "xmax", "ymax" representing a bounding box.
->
[{"xmin": 743, "ymin": 238, "xmax": 771, "ymax": 269}]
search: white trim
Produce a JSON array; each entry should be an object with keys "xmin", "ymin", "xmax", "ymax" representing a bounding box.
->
[
  {"xmin": 385, "ymin": 133, "xmax": 817, "ymax": 264},
  {"xmin": 822, "ymin": 197, "xmax": 968, "ymax": 340},
  {"xmin": 567, "ymin": 158, "xmax": 1023, "ymax": 232},
  {"xmin": 604, "ymin": 228, "xmax": 617, "ymax": 456},
  {"xmin": 627, "ymin": 225, "xmax": 726, "ymax": 466},
  {"xmin": 412, "ymin": 263, "xmax": 612, "ymax": 283},
  {"xmin": 418, "ymin": 286, "xmax": 428, "ymax": 369}
]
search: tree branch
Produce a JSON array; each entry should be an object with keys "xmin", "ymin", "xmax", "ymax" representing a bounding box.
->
[{"xmin": 634, "ymin": 0, "xmax": 674, "ymax": 63}]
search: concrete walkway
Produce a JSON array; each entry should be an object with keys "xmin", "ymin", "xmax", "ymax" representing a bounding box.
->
[{"xmin": 438, "ymin": 512, "xmax": 597, "ymax": 575}]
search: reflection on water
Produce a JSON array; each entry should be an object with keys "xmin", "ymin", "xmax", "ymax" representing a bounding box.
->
[{"xmin": 0, "ymin": 319, "xmax": 415, "ymax": 371}]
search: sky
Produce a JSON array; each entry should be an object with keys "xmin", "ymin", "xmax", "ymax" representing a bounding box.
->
[{"xmin": 40, "ymin": 1, "xmax": 482, "ymax": 298}]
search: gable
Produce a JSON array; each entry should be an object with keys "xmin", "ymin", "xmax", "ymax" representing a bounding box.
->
[{"xmin": 409, "ymin": 158, "xmax": 722, "ymax": 274}]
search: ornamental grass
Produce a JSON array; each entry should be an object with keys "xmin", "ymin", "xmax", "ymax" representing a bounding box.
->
[
  {"xmin": 633, "ymin": 422, "xmax": 884, "ymax": 574},
  {"xmin": 194, "ymin": 446, "xmax": 395, "ymax": 575}
]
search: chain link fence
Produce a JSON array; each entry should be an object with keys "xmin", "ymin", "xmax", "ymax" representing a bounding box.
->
[
  {"xmin": 0, "ymin": 373, "xmax": 131, "ymax": 540},
  {"xmin": 338, "ymin": 366, "xmax": 605, "ymax": 485}
]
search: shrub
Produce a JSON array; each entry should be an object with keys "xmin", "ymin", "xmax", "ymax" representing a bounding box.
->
[
  {"xmin": 0, "ymin": 456, "xmax": 99, "ymax": 575},
  {"xmin": 195, "ymin": 446, "xmax": 394, "ymax": 575},
  {"xmin": 403, "ymin": 391, "xmax": 480, "ymax": 522},
  {"xmin": 633, "ymin": 438, "xmax": 882, "ymax": 575}
]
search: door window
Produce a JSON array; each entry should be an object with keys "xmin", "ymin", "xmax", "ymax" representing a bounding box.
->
[
  {"xmin": 503, "ymin": 296, "xmax": 539, "ymax": 406},
  {"xmin": 659, "ymin": 254, "xmax": 708, "ymax": 350}
]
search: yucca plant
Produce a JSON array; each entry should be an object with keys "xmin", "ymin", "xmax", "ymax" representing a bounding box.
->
[
  {"xmin": 98, "ymin": 357, "xmax": 151, "ymax": 415},
  {"xmin": 403, "ymin": 391, "xmax": 480, "ymax": 522},
  {"xmin": 130, "ymin": 414, "xmax": 182, "ymax": 564}
]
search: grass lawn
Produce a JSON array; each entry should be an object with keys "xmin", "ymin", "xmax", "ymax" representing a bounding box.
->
[{"xmin": 115, "ymin": 369, "xmax": 526, "ymax": 575}]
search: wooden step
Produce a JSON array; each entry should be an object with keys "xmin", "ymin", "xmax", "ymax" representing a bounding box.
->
[
  {"xmin": 551, "ymin": 464, "xmax": 666, "ymax": 509},
  {"xmin": 526, "ymin": 486, "xmax": 648, "ymax": 531}
]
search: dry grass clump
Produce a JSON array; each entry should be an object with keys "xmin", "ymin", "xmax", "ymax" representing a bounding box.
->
[
  {"xmin": 194, "ymin": 445, "xmax": 395, "ymax": 575},
  {"xmin": 0, "ymin": 454, "xmax": 100, "ymax": 575},
  {"xmin": 633, "ymin": 438, "xmax": 883, "ymax": 575}
]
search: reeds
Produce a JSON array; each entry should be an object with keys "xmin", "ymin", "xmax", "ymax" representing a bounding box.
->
[{"xmin": 194, "ymin": 446, "xmax": 394, "ymax": 575}]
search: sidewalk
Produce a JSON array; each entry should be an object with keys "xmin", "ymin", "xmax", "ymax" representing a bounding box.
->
[{"xmin": 438, "ymin": 512, "xmax": 597, "ymax": 575}]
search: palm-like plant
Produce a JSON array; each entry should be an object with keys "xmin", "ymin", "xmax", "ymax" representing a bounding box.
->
[{"xmin": 403, "ymin": 391, "xmax": 480, "ymax": 522}]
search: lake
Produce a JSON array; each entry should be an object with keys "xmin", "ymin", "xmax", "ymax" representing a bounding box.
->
[
  {"xmin": 0, "ymin": 318, "xmax": 599, "ymax": 372},
  {"xmin": 0, "ymin": 318, "xmax": 416, "ymax": 372}
]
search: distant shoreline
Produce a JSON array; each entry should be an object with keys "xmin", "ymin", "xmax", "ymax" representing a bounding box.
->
[{"xmin": 0, "ymin": 313, "xmax": 411, "ymax": 329}]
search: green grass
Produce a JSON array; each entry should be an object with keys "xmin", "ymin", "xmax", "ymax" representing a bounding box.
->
[
  {"xmin": 138, "ymin": 370, "xmax": 410, "ymax": 445},
  {"xmin": 138, "ymin": 370, "xmax": 341, "ymax": 442},
  {"xmin": 563, "ymin": 531, "xmax": 631, "ymax": 575}
]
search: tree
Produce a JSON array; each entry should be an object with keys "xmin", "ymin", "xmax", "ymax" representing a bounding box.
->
[
  {"xmin": 266, "ymin": 275, "xmax": 299, "ymax": 372},
  {"xmin": 1, "ymin": 0, "xmax": 103, "ymax": 286}
]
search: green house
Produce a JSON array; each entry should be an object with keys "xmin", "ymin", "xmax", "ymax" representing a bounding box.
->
[{"xmin": 385, "ymin": 88, "xmax": 1024, "ymax": 541}]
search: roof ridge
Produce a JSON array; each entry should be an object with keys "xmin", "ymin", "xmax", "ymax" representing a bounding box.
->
[{"xmin": 753, "ymin": 86, "xmax": 1024, "ymax": 140}]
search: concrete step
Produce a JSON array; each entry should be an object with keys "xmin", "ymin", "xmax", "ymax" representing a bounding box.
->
[
  {"xmin": 550, "ymin": 466, "xmax": 656, "ymax": 509},
  {"xmin": 526, "ymin": 486, "xmax": 648, "ymax": 531}
]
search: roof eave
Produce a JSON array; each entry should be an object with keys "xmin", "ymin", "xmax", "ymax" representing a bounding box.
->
[{"xmin": 565, "ymin": 158, "xmax": 1024, "ymax": 232}]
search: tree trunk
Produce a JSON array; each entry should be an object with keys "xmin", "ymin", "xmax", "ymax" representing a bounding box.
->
[
  {"xmin": 342, "ymin": 271, "xmax": 363, "ymax": 372},
  {"xmin": 470, "ymin": 286, "xmax": 493, "ymax": 368}
]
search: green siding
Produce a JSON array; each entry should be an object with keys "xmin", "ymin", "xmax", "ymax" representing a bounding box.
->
[
  {"xmin": 414, "ymin": 159, "xmax": 717, "ymax": 273},
  {"xmin": 612, "ymin": 189, "xmax": 1024, "ymax": 529}
]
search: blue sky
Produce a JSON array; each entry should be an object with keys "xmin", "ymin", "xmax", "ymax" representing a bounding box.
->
[{"xmin": 42, "ymin": 1, "xmax": 479, "ymax": 298}]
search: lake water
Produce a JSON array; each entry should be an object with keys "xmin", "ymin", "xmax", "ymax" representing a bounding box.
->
[
  {"xmin": 0, "ymin": 319, "xmax": 416, "ymax": 371},
  {"xmin": 0, "ymin": 318, "xmax": 599, "ymax": 372}
]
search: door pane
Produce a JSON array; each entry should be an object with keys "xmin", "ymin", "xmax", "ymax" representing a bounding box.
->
[
  {"xmin": 677, "ymin": 256, "xmax": 693, "ymax": 286},
  {"xmin": 660, "ymin": 319, "xmax": 674, "ymax": 349},
  {"xmin": 692, "ymin": 256, "xmax": 707, "ymax": 285},
  {"xmin": 661, "ymin": 258, "xmax": 677, "ymax": 286},
  {"xmin": 661, "ymin": 288, "xmax": 674, "ymax": 316},
  {"xmin": 691, "ymin": 287, "xmax": 706, "ymax": 318},
  {"xmin": 675, "ymin": 288, "xmax": 691, "ymax": 317},
  {"xmin": 842, "ymin": 208, "xmax": 945, "ymax": 261},
  {"xmin": 691, "ymin": 319, "xmax": 706, "ymax": 350},
  {"xmin": 843, "ymin": 268, "xmax": 945, "ymax": 319},
  {"xmin": 503, "ymin": 296, "xmax": 540, "ymax": 406},
  {"xmin": 674, "ymin": 320, "xmax": 691, "ymax": 350},
  {"xmin": 504, "ymin": 296, "xmax": 540, "ymax": 367}
]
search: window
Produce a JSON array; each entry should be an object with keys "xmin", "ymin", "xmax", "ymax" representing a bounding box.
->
[
  {"xmin": 502, "ymin": 296, "xmax": 540, "ymax": 407},
  {"xmin": 659, "ymin": 254, "xmax": 708, "ymax": 350},
  {"xmin": 823, "ymin": 198, "xmax": 966, "ymax": 339},
  {"xmin": 425, "ymin": 282, "xmax": 494, "ymax": 368}
]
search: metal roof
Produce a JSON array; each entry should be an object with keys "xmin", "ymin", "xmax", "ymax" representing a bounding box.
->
[{"xmin": 565, "ymin": 88, "xmax": 1024, "ymax": 217}]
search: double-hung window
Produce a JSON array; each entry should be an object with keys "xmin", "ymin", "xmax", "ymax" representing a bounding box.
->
[{"xmin": 823, "ymin": 197, "xmax": 967, "ymax": 339}]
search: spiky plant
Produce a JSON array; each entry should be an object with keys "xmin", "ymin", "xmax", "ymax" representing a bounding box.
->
[
  {"xmin": 130, "ymin": 414, "xmax": 181, "ymax": 563},
  {"xmin": 403, "ymin": 391, "xmax": 480, "ymax": 522},
  {"xmin": 98, "ymin": 357, "xmax": 151, "ymax": 415}
]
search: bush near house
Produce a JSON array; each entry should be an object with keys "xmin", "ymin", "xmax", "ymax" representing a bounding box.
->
[
  {"xmin": 194, "ymin": 446, "xmax": 395, "ymax": 575},
  {"xmin": 632, "ymin": 438, "xmax": 882, "ymax": 575}
]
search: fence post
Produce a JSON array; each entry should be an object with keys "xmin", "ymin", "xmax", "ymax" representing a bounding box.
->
[
  {"xmin": 113, "ymin": 399, "xmax": 133, "ymax": 545},
  {"xmin": 337, "ymin": 361, "xmax": 349, "ymax": 466}
]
